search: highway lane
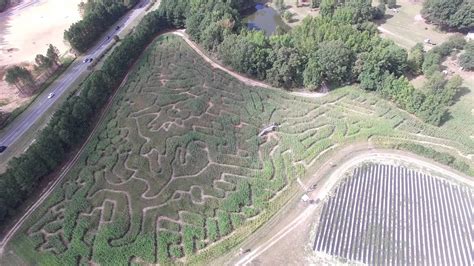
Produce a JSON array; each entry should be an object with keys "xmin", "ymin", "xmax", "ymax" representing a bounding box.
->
[
  {"xmin": 0, "ymin": 0, "xmax": 40, "ymax": 18},
  {"xmin": 0, "ymin": 0, "xmax": 150, "ymax": 154}
]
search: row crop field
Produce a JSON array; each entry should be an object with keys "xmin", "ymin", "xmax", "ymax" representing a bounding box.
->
[
  {"xmin": 314, "ymin": 164, "xmax": 473, "ymax": 265},
  {"xmin": 4, "ymin": 35, "xmax": 474, "ymax": 265}
]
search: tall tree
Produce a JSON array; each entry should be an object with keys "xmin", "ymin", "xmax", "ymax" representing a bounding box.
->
[
  {"xmin": 459, "ymin": 41, "xmax": 474, "ymax": 70},
  {"xmin": 304, "ymin": 40, "xmax": 354, "ymax": 88},
  {"xmin": 46, "ymin": 44, "xmax": 61, "ymax": 67},
  {"xmin": 35, "ymin": 54, "xmax": 53, "ymax": 72},
  {"xmin": 5, "ymin": 66, "xmax": 35, "ymax": 94},
  {"xmin": 407, "ymin": 43, "xmax": 425, "ymax": 75}
]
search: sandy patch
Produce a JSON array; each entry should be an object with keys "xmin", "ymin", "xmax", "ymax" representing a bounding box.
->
[
  {"xmin": 0, "ymin": 0, "xmax": 81, "ymax": 112},
  {"xmin": 414, "ymin": 14, "xmax": 424, "ymax": 22}
]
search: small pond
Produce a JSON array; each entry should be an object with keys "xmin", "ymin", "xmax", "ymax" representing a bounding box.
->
[{"xmin": 243, "ymin": 3, "xmax": 289, "ymax": 36}]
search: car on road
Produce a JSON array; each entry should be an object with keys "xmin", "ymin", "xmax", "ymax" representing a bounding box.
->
[
  {"xmin": 83, "ymin": 58, "xmax": 88, "ymax": 63},
  {"xmin": 0, "ymin": 146, "xmax": 7, "ymax": 153},
  {"xmin": 48, "ymin": 93, "xmax": 55, "ymax": 99},
  {"xmin": 115, "ymin": 25, "xmax": 121, "ymax": 30}
]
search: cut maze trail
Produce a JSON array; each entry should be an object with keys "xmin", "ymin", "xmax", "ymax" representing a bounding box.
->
[{"xmin": 3, "ymin": 34, "xmax": 473, "ymax": 265}]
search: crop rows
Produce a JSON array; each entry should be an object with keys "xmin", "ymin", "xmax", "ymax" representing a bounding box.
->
[
  {"xmin": 313, "ymin": 164, "xmax": 473, "ymax": 265},
  {"xmin": 12, "ymin": 36, "xmax": 473, "ymax": 264}
]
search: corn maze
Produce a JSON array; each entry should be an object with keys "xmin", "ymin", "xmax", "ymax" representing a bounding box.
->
[
  {"xmin": 9, "ymin": 35, "xmax": 474, "ymax": 264},
  {"xmin": 313, "ymin": 164, "xmax": 474, "ymax": 265}
]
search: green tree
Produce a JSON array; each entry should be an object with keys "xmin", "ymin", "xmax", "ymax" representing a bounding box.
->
[
  {"xmin": 387, "ymin": 0, "xmax": 396, "ymax": 9},
  {"xmin": 46, "ymin": 44, "xmax": 61, "ymax": 67},
  {"xmin": 312, "ymin": 0, "xmax": 321, "ymax": 8},
  {"xmin": 459, "ymin": 41, "xmax": 474, "ymax": 70},
  {"xmin": 441, "ymin": 74, "xmax": 463, "ymax": 105},
  {"xmin": 308, "ymin": 40, "xmax": 354, "ymax": 87},
  {"xmin": 320, "ymin": 0, "xmax": 336, "ymax": 17},
  {"xmin": 407, "ymin": 43, "xmax": 425, "ymax": 75},
  {"xmin": 4, "ymin": 66, "xmax": 36, "ymax": 94},
  {"xmin": 218, "ymin": 32, "xmax": 271, "ymax": 80},
  {"xmin": 35, "ymin": 54, "xmax": 53, "ymax": 72},
  {"xmin": 373, "ymin": 2, "xmax": 386, "ymax": 20},
  {"xmin": 422, "ymin": 52, "xmax": 441, "ymax": 76},
  {"xmin": 422, "ymin": 0, "xmax": 473, "ymax": 31},
  {"xmin": 422, "ymin": 71, "xmax": 446, "ymax": 93},
  {"xmin": 266, "ymin": 46, "xmax": 305, "ymax": 89}
]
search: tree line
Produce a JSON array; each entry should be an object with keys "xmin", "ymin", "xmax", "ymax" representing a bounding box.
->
[
  {"xmin": 64, "ymin": 0, "xmax": 140, "ymax": 53},
  {"xmin": 4, "ymin": 45, "xmax": 61, "ymax": 95},
  {"xmin": 422, "ymin": 0, "xmax": 473, "ymax": 32},
  {"xmin": 0, "ymin": 5, "xmax": 170, "ymax": 227}
]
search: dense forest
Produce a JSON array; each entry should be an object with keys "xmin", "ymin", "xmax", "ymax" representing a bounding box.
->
[
  {"xmin": 0, "ymin": 0, "xmax": 9, "ymax": 12},
  {"xmin": 422, "ymin": 0, "xmax": 474, "ymax": 32},
  {"xmin": 64, "ymin": 0, "xmax": 140, "ymax": 53}
]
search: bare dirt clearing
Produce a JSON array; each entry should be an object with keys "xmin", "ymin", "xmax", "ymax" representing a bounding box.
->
[{"xmin": 0, "ymin": 0, "xmax": 81, "ymax": 112}]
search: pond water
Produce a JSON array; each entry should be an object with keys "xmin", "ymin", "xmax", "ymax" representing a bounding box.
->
[{"xmin": 243, "ymin": 3, "xmax": 289, "ymax": 36}]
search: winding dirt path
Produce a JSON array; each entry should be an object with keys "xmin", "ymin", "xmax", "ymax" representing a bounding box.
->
[{"xmin": 172, "ymin": 30, "xmax": 327, "ymax": 98}]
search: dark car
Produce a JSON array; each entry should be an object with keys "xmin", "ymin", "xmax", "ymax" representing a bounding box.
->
[
  {"xmin": 115, "ymin": 25, "xmax": 121, "ymax": 30},
  {"xmin": 0, "ymin": 146, "xmax": 7, "ymax": 153}
]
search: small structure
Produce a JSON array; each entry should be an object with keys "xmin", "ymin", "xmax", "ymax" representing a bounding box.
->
[
  {"xmin": 424, "ymin": 38, "xmax": 436, "ymax": 45},
  {"xmin": 301, "ymin": 194, "xmax": 310, "ymax": 202},
  {"xmin": 466, "ymin": 31, "xmax": 474, "ymax": 41},
  {"xmin": 442, "ymin": 70, "xmax": 448, "ymax": 75},
  {"xmin": 258, "ymin": 122, "xmax": 278, "ymax": 137}
]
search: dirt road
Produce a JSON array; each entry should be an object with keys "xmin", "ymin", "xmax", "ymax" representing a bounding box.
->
[{"xmin": 172, "ymin": 30, "xmax": 327, "ymax": 98}]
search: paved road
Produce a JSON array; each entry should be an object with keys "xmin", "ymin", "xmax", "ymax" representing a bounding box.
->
[
  {"xmin": 0, "ymin": 0, "xmax": 149, "ymax": 154},
  {"xmin": 0, "ymin": 0, "xmax": 40, "ymax": 18}
]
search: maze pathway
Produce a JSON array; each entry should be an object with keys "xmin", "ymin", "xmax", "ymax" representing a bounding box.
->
[{"xmin": 14, "ymin": 36, "xmax": 474, "ymax": 264}]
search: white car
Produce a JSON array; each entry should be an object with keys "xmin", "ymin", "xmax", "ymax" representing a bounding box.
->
[{"xmin": 48, "ymin": 93, "xmax": 55, "ymax": 99}]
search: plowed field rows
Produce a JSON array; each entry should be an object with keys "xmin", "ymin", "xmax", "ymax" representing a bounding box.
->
[{"xmin": 314, "ymin": 164, "xmax": 473, "ymax": 265}]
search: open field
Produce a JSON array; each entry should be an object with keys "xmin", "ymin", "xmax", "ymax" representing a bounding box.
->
[
  {"xmin": 314, "ymin": 163, "xmax": 473, "ymax": 265},
  {"xmin": 0, "ymin": 0, "xmax": 81, "ymax": 112},
  {"xmin": 2, "ymin": 34, "xmax": 474, "ymax": 265},
  {"xmin": 374, "ymin": 0, "xmax": 452, "ymax": 49}
]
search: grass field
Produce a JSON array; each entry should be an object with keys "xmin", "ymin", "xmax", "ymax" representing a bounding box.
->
[
  {"xmin": 374, "ymin": 0, "xmax": 452, "ymax": 49},
  {"xmin": 3, "ymin": 35, "xmax": 473, "ymax": 265}
]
